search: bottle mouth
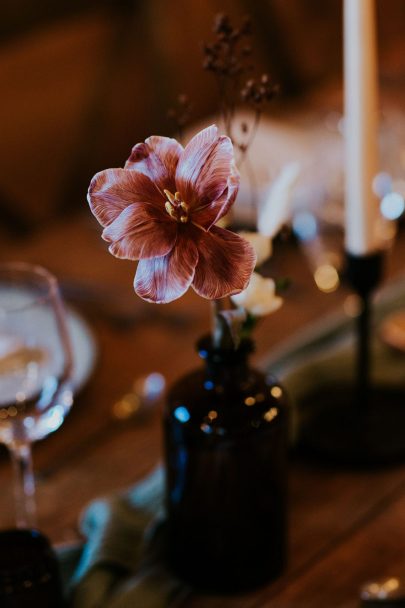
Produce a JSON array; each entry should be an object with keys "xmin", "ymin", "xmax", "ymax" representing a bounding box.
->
[{"xmin": 197, "ymin": 335, "xmax": 254, "ymax": 363}]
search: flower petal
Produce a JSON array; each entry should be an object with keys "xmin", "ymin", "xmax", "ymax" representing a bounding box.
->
[
  {"xmin": 192, "ymin": 225, "xmax": 256, "ymax": 299},
  {"xmin": 88, "ymin": 168, "xmax": 164, "ymax": 227},
  {"xmin": 125, "ymin": 136, "xmax": 183, "ymax": 193},
  {"xmin": 192, "ymin": 161, "xmax": 239, "ymax": 229},
  {"xmin": 134, "ymin": 231, "xmax": 199, "ymax": 303},
  {"xmin": 102, "ymin": 202, "xmax": 177, "ymax": 260},
  {"xmin": 176, "ymin": 125, "xmax": 235, "ymax": 211}
]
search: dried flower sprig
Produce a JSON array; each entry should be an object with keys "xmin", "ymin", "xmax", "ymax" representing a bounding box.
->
[
  {"xmin": 239, "ymin": 74, "xmax": 279, "ymax": 158},
  {"xmin": 202, "ymin": 13, "xmax": 278, "ymax": 165},
  {"xmin": 240, "ymin": 74, "xmax": 279, "ymax": 108},
  {"xmin": 203, "ymin": 14, "xmax": 252, "ymax": 81},
  {"xmin": 202, "ymin": 14, "xmax": 252, "ymax": 142},
  {"xmin": 167, "ymin": 94, "xmax": 193, "ymax": 142}
]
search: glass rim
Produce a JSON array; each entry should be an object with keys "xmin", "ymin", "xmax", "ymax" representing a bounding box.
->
[{"xmin": 0, "ymin": 262, "xmax": 61, "ymax": 313}]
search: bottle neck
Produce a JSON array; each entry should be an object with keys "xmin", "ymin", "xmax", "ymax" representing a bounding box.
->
[{"xmin": 197, "ymin": 336, "xmax": 252, "ymax": 384}]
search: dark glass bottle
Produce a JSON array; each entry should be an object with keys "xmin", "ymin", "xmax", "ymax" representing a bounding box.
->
[
  {"xmin": 0, "ymin": 529, "xmax": 64, "ymax": 607},
  {"xmin": 163, "ymin": 336, "xmax": 289, "ymax": 592}
]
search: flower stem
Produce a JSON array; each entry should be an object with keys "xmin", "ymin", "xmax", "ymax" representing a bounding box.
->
[{"xmin": 211, "ymin": 297, "xmax": 236, "ymax": 350}]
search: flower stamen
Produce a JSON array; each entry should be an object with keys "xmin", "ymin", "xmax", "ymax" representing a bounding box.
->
[
  {"xmin": 165, "ymin": 201, "xmax": 177, "ymax": 218},
  {"xmin": 164, "ymin": 190, "xmax": 189, "ymax": 223},
  {"xmin": 164, "ymin": 189, "xmax": 176, "ymax": 205}
]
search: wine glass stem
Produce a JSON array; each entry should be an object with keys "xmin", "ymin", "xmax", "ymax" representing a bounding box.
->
[{"xmin": 9, "ymin": 443, "xmax": 36, "ymax": 529}]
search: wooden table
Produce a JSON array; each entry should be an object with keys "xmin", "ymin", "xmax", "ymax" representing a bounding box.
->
[{"xmin": 0, "ymin": 213, "xmax": 404, "ymax": 607}]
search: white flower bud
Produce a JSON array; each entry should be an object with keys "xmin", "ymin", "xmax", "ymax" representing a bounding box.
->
[
  {"xmin": 258, "ymin": 162, "xmax": 300, "ymax": 238},
  {"xmin": 231, "ymin": 272, "xmax": 282, "ymax": 317}
]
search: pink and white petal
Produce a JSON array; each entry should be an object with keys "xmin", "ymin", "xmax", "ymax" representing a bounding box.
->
[
  {"xmin": 88, "ymin": 168, "xmax": 164, "ymax": 227},
  {"xmin": 125, "ymin": 136, "xmax": 183, "ymax": 193},
  {"xmin": 192, "ymin": 162, "xmax": 240, "ymax": 229},
  {"xmin": 102, "ymin": 202, "xmax": 177, "ymax": 261},
  {"xmin": 145, "ymin": 135, "xmax": 183, "ymax": 175},
  {"xmin": 192, "ymin": 225, "xmax": 256, "ymax": 300},
  {"xmin": 176, "ymin": 125, "xmax": 234, "ymax": 207},
  {"xmin": 134, "ymin": 232, "xmax": 199, "ymax": 303}
]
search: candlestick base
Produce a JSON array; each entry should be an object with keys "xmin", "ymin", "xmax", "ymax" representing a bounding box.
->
[
  {"xmin": 345, "ymin": 251, "xmax": 383, "ymax": 296},
  {"xmin": 296, "ymin": 383, "xmax": 405, "ymax": 466}
]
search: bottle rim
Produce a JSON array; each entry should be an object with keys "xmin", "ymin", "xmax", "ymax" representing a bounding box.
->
[{"xmin": 197, "ymin": 334, "xmax": 254, "ymax": 363}]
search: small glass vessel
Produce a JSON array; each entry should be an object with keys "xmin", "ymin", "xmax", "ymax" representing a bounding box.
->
[
  {"xmin": 0, "ymin": 529, "xmax": 63, "ymax": 607},
  {"xmin": 163, "ymin": 336, "xmax": 289, "ymax": 592}
]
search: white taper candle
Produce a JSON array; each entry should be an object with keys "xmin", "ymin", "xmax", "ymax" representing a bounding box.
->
[{"xmin": 344, "ymin": 0, "xmax": 381, "ymax": 255}]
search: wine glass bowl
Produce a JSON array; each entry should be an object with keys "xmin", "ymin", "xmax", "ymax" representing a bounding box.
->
[{"xmin": 0, "ymin": 262, "xmax": 74, "ymax": 528}]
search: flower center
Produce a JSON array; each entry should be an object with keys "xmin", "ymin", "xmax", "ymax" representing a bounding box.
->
[{"xmin": 164, "ymin": 190, "xmax": 189, "ymax": 223}]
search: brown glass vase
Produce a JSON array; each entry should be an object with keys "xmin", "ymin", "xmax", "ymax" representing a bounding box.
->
[{"xmin": 163, "ymin": 336, "xmax": 289, "ymax": 592}]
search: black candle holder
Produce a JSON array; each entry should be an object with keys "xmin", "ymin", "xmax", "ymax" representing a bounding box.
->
[{"xmin": 297, "ymin": 251, "xmax": 405, "ymax": 466}]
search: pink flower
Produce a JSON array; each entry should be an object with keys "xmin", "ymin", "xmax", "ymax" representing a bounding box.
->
[{"xmin": 88, "ymin": 125, "xmax": 256, "ymax": 303}]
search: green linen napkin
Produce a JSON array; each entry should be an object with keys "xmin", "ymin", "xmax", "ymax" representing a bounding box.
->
[
  {"xmin": 60, "ymin": 467, "xmax": 190, "ymax": 607},
  {"xmin": 61, "ymin": 275, "xmax": 405, "ymax": 606}
]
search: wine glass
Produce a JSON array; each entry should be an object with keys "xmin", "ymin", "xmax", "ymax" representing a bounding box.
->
[{"xmin": 0, "ymin": 262, "xmax": 73, "ymax": 529}]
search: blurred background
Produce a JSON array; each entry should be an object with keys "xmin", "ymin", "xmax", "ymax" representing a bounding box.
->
[{"xmin": 1, "ymin": 0, "xmax": 405, "ymax": 236}]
